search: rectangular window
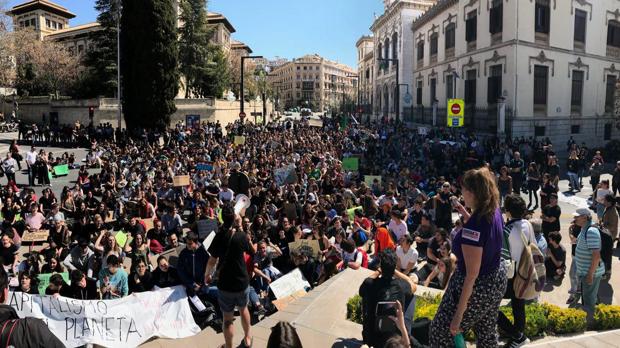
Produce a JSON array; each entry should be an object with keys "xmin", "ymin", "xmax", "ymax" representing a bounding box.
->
[
  {"xmin": 534, "ymin": 126, "xmax": 546, "ymax": 137},
  {"xmin": 605, "ymin": 75, "xmax": 617, "ymax": 113},
  {"xmin": 430, "ymin": 35, "xmax": 438, "ymax": 56},
  {"xmin": 446, "ymin": 74, "xmax": 454, "ymax": 99},
  {"xmin": 58, "ymin": 23, "xmax": 63, "ymax": 29},
  {"xmin": 445, "ymin": 25, "xmax": 455, "ymax": 50},
  {"xmin": 45, "ymin": 19, "xmax": 51, "ymax": 28},
  {"xmin": 608, "ymin": 21, "xmax": 620, "ymax": 48},
  {"xmin": 574, "ymin": 9, "xmax": 587, "ymax": 44},
  {"xmin": 52, "ymin": 21, "xmax": 57, "ymax": 29},
  {"xmin": 571, "ymin": 70, "xmax": 584, "ymax": 110},
  {"xmin": 466, "ymin": 12, "xmax": 477, "ymax": 42},
  {"xmin": 605, "ymin": 123, "xmax": 612, "ymax": 141},
  {"xmin": 30, "ymin": 18, "xmax": 36, "ymax": 27},
  {"xmin": 535, "ymin": 1, "xmax": 550, "ymax": 34},
  {"xmin": 534, "ymin": 65, "xmax": 549, "ymax": 106},
  {"xmin": 487, "ymin": 65, "xmax": 502, "ymax": 104},
  {"xmin": 417, "ymin": 42, "xmax": 424, "ymax": 61},
  {"xmin": 489, "ymin": 1, "xmax": 503, "ymax": 34},
  {"xmin": 465, "ymin": 69, "xmax": 477, "ymax": 105},
  {"xmin": 430, "ymin": 78, "xmax": 437, "ymax": 104},
  {"xmin": 416, "ymin": 80, "xmax": 423, "ymax": 105},
  {"xmin": 571, "ymin": 125, "xmax": 581, "ymax": 134}
]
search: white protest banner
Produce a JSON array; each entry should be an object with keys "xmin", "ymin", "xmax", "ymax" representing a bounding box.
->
[
  {"xmin": 269, "ymin": 268, "xmax": 310, "ymax": 299},
  {"xmin": 8, "ymin": 286, "xmax": 200, "ymax": 348}
]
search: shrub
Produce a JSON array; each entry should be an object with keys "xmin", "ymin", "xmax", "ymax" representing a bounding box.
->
[
  {"xmin": 594, "ymin": 304, "xmax": 620, "ymax": 330},
  {"xmin": 543, "ymin": 304, "xmax": 587, "ymax": 335},
  {"xmin": 498, "ymin": 303, "xmax": 548, "ymax": 338},
  {"xmin": 347, "ymin": 294, "xmax": 363, "ymax": 324},
  {"xmin": 416, "ymin": 303, "xmax": 439, "ymax": 320}
]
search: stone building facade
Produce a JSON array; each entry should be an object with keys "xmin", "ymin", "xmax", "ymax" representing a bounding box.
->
[
  {"xmin": 269, "ymin": 54, "xmax": 357, "ymax": 113},
  {"xmin": 410, "ymin": 0, "xmax": 620, "ymax": 145},
  {"xmin": 356, "ymin": 36, "xmax": 375, "ymax": 115}
]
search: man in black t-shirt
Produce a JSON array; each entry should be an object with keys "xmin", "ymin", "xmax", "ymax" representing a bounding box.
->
[
  {"xmin": 205, "ymin": 206, "xmax": 254, "ymax": 348},
  {"xmin": 359, "ymin": 249, "xmax": 416, "ymax": 348},
  {"xmin": 509, "ymin": 152, "xmax": 525, "ymax": 194},
  {"xmin": 541, "ymin": 194, "xmax": 561, "ymax": 240}
]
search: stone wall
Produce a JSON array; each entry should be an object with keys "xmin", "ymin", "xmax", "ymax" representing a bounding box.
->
[{"xmin": 2, "ymin": 97, "xmax": 274, "ymax": 128}]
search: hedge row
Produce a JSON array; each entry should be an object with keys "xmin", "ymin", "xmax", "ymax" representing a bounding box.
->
[{"xmin": 347, "ymin": 293, "xmax": 620, "ymax": 341}]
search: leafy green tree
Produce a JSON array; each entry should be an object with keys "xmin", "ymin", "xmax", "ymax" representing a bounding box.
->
[
  {"xmin": 198, "ymin": 44, "xmax": 229, "ymax": 98},
  {"xmin": 83, "ymin": 0, "xmax": 120, "ymax": 98},
  {"xmin": 178, "ymin": 0, "xmax": 209, "ymax": 98},
  {"xmin": 120, "ymin": 0, "xmax": 179, "ymax": 130}
]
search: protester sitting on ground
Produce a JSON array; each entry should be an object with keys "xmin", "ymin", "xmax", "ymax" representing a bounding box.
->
[
  {"xmin": 413, "ymin": 213, "xmax": 434, "ymax": 260},
  {"xmin": 98, "ymin": 255, "xmax": 129, "ymax": 299},
  {"xmin": 67, "ymin": 269, "xmax": 98, "ymax": 300},
  {"xmin": 0, "ymin": 232, "xmax": 19, "ymax": 274},
  {"xmin": 177, "ymin": 232, "xmax": 209, "ymax": 296},
  {"xmin": 423, "ymin": 257, "xmax": 453, "ymax": 290},
  {"xmin": 45, "ymin": 273, "xmax": 71, "ymax": 297},
  {"xmin": 151, "ymin": 255, "xmax": 181, "ymax": 288},
  {"xmin": 340, "ymin": 239, "xmax": 364, "ymax": 270},
  {"xmin": 63, "ymin": 238, "xmax": 95, "ymax": 278},
  {"xmin": 396, "ymin": 235, "xmax": 418, "ymax": 275},
  {"xmin": 128, "ymin": 258, "xmax": 154, "ymax": 294},
  {"xmin": 16, "ymin": 271, "xmax": 39, "ymax": 294},
  {"xmin": 546, "ymin": 232, "xmax": 566, "ymax": 281}
]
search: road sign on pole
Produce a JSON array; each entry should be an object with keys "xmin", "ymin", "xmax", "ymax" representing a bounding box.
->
[
  {"xmin": 447, "ymin": 99, "xmax": 464, "ymax": 127},
  {"xmin": 403, "ymin": 93, "xmax": 412, "ymax": 107}
]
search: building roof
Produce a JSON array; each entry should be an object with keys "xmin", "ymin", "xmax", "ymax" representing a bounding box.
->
[
  {"xmin": 207, "ymin": 12, "xmax": 235, "ymax": 34},
  {"xmin": 411, "ymin": 0, "xmax": 457, "ymax": 31},
  {"xmin": 231, "ymin": 39, "xmax": 253, "ymax": 54},
  {"xmin": 45, "ymin": 22, "xmax": 102, "ymax": 40},
  {"xmin": 8, "ymin": 0, "xmax": 76, "ymax": 19},
  {"xmin": 356, "ymin": 35, "xmax": 373, "ymax": 47}
]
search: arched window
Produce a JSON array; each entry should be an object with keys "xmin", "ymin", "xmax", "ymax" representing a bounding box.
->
[
  {"xmin": 384, "ymin": 38, "xmax": 390, "ymax": 60},
  {"xmin": 392, "ymin": 32, "xmax": 398, "ymax": 62}
]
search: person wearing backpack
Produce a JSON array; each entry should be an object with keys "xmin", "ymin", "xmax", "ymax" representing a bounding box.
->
[
  {"xmin": 497, "ymin": 195, "xmax": 536, "ymax": 347},
  {"xmin": 573, "ymin": 208, "xmax": 605, "ymax": 313}
]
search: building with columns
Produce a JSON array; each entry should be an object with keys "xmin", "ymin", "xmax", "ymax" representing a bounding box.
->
[
  {"xmin": 410, "ymin": 0, "xmax": 620, "ymax": 145},
  {"xmin": 369, "ymin": 0, "xmax": 436, "ymax": 120},
  {"xmin": 269, "ymin": 54, "xmax": 357, "ymax": 113}
]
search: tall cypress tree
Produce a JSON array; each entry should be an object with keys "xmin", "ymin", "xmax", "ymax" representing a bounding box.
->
[
  {"xmin": 83, "ymin": 0, "xmax": 120, "ymax": 98},
  {"xmin": 121, "ymin": 0, "xmax": 179, "ymax": 130},
  {"xmin": 178, "ymin": 0, "xmax": 210, "ymax": 98}
]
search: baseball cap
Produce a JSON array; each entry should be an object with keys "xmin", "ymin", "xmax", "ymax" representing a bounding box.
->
[{"xmin": 572, "ymin": 208, "xmax": 591, "ymax": 218}]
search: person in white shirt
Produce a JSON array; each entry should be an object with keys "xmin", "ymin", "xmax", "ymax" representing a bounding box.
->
[
  {"xmin": 2, "ymin": 153, "xmax": 17, "ymax": 185},
  {"xmin": 396, "ymin": 235, "xmax": 418, "ymax": 275},
  {"xmin": 388, "ymin": 210, "xmax": 408, "ymax": 243},
  {"xmin": 218, "ymin": 183, "xmax": 234, "ymax": 203},
  {"xmin": 25, "ymin": 146, "xmax": 37, "ymax": 186}
]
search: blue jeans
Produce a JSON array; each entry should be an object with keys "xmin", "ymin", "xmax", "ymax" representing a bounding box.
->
[
  {"xmin": 567, "ymin": 172, "xmax": 579, "ymax": 190},
  {"xmin": 580, "ymin": 275, "xmax": 602, "ymax": 310}
]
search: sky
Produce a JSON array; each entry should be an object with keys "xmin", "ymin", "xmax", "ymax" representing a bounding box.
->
[{"xmin": 6, "ymin": 0, "xmax": 384, "ymax": 68}]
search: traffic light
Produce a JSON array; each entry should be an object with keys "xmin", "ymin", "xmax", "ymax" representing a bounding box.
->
[{"xmin": 88, "ymin": 106, "xmax": 94, "ymax": 119}]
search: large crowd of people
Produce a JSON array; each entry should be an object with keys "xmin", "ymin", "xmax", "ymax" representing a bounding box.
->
[{"xmin": 0, "ymin": 116, "xmax": 616, "ymax": 348}]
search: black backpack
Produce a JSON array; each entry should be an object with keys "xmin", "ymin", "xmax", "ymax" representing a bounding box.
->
[{"xmin": 188, "ymin": 294, "xmax": 222, "ymax": 333}]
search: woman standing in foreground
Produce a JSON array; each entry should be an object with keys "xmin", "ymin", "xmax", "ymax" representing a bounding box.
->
[{"xmin": 430, "ymin": 167, "xmax": 507, "ymax": 347}]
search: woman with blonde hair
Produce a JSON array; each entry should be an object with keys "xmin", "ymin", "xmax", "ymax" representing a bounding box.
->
[{"xmin": 430, "ymin": 167, "xmax": 507, "ymax": 347}]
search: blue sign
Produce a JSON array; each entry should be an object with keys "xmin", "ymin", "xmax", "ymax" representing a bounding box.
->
[
  {"xmin": 451, "ymin": 118, "xmax": 459, "ymax": 127},
  {"xmin": 403, "ymin": 93, "xmax": 413, "ymax": 106},
  {"xmin": 196, "ymin": 163, "xmax": 213, "ymax": 171}
]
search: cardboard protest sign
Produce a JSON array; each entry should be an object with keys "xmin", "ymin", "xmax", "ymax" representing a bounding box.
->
[
  {"xmin": 364, "ymin": 175, "xmax": 382, "ymax": 187},
  {"xmin": 148, "ymin": 245, "xmax": 184, "ymax": 269},
  {"xmin": 105, "ymin": 211, "xmax": 115, "ymax": 223},
  {"xmin": 8, "ymin": 286, "xmax": 200, "ymax": 348},
  {"xmin": 37, "ymin": 272, "xmax": 69, "ymax": 295},
  {"xmin": 22, "ymin": 230, "xmax": 49, "ymax": 243},
  {"xmin": 274, "ymin": 165, "xmax": 297, "ymax": 186},
  {"xmin": 114, "ymin": 231, "xmax": 128, "ymax": 248},
  {"xmin": 141, "ymin": 218, "xmax": 155, "ymax": 231},
  {"xmin": 173, "ymin": 175, "xmax": 190, "ymax": 187},
  {"xmin": 342, "ymin": 157, "xmax": 359, "ymax": 171},
  {"xmin": 196, "ymin": 163, "xmax": 213, "ymax": 171},
  {"xmin": 53, "ymin": 164, "xmax": 69, "ymax": 176},
  {"xmin": 196, "ymin": 219, "xmax": 218, "ymax": 239},
  {"xmin": 234, "ymin": 136, "xmax": 246, "ymax": 145},
  {"xmin": 269, "ymin": 268, "xmax": 311, "ymax": 299},
  {"xmin": 288, "ymin": 239, "xmax": 321, "ymax": 258}
]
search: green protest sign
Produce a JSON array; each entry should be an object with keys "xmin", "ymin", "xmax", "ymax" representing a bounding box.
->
[
  {"xmin": 53, "ymin": 164, "xmax": 69, "ymax": 176},
  {"xmin": 115, "ymin": 231, "xmax": 128, "ymax": 247},
  {"xmin": 38, "ymin": 272, "xmax": 69, "ymax": 295},
  {"xmin": 342, "ymin": 157, "xmax": 359, "ymax": 171},
  {"xmin": 347, "ymin": 206, "xmax": 363, "ymax": 221}
]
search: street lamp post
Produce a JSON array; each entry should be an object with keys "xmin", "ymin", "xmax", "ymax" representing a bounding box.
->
[
  {"xmin": 398, "ymin": 83, "xmax": 411, "ymax": 122},
  {"xmin": 240, "ymin": 55, "xmax": 263, "ymax": 121},
  {"xmin": 377, "ymin": 58, "xmax": 399, "ymax": 121},
  {"xmin": 346, "ymin": 73, "xmax": 360, "ymax": 116}
]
